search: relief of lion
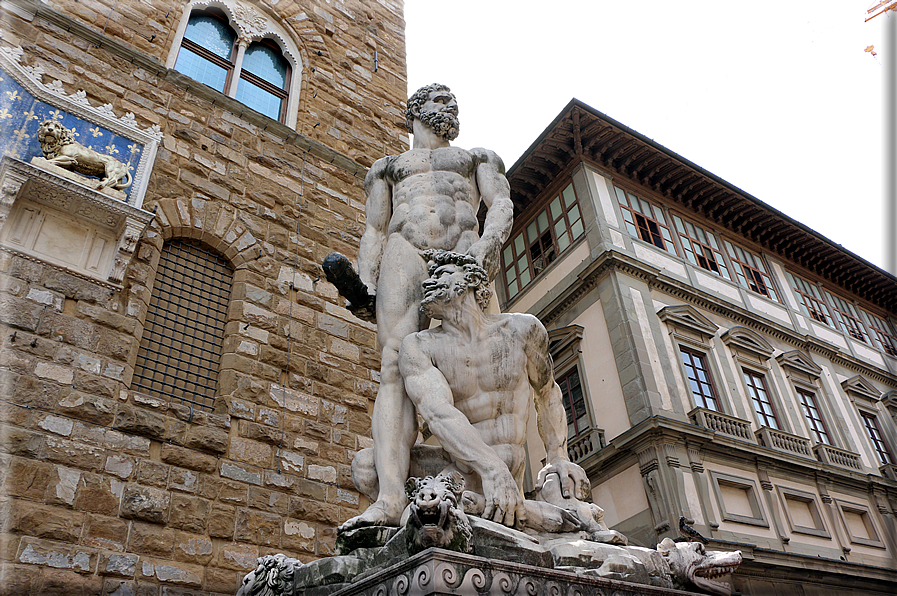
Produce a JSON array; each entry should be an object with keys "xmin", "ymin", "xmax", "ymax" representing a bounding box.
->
[{"xmin": 37, "ymin": 120, "xmax": 132, "ymax": 191}]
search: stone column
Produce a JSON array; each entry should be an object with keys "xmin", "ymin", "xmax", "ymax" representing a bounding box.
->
[{"xmin": 227, "ymin": 39, "xmax": 249, "ymax": 97}]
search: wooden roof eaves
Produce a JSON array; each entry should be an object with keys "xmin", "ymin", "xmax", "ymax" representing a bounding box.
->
[{"xmin": 506, "ymin": 99, "xmax": 897, "ymax": 313}]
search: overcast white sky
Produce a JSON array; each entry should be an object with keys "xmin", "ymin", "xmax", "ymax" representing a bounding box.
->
[{"xmin": 405, "ymin": 1, "xmax": 889, "ymax": 270}]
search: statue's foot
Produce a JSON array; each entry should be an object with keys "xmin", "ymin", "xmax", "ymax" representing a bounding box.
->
[{"xmin": 339, "ymin": 500, "xmax": 403, "ymax": 533}]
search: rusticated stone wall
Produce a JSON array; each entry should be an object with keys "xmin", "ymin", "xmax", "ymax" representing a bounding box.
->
[{"xmin": 0, "ymin": 1, "xmax": 406, "ymax": 594}]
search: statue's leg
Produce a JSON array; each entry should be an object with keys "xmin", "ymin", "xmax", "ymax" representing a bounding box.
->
[
  {"xmin": 340, "ymin": 237, "xmax": 427, "ymax": 531},
  {"xmin": 349, "ymin": 447, "xmax": 378, "ymax": 503}
]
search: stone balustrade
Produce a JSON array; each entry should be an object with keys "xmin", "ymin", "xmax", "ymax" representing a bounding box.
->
[
  {"xmin": 755, "ymin": 426, "xmax": 813, "ymax": 458},
  {"xmin": 813, "ymin": 444, "xmax": 863, "ymax": 471},
  {"xmin": 568, "ymin": 427, "xmax": 605, "ymax": 465},
  {"xmin": 689, "ymin": 407, "xmax": 754, "ymax": 441}
]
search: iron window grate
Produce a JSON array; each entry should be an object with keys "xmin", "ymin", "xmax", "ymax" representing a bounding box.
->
[{"xmin": 132, "ymin": 239, "xmax": 233, "ymax": 411}]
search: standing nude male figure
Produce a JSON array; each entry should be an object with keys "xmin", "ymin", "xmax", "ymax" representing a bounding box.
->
[{"xmin": 340, "ymin": 84, "xmax": 513, "ymax": 530}]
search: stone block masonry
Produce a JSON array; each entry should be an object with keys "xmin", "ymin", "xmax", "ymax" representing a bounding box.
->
[{"xmin": 0, "ymin": 0, "xmax": 407, "ymax": 593}]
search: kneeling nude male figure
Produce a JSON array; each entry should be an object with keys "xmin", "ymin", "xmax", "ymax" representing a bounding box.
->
[
  {"xmin": 340, "ymin": 84, "xmax": 514, "ymax": 530},
  {"xmin": 350, "ymin": 251, "xmax": 595, "ymax": 533}
]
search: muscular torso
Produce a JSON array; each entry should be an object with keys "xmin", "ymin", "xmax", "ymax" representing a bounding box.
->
[
  {"xmin": 385, "ymin": 147, "xmax": 483, "ymax": 252},
  {"xmin": 424, "ymin": 315, "xmax": 533, "ymax": 478}
]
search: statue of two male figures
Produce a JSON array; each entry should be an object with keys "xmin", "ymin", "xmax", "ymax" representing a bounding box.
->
[{"xmin": 323, "ymin": 84, "xmax": 622, "ymax": 543}]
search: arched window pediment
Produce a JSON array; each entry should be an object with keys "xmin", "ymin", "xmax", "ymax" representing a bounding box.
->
[
  {"xmin": 196, "ymin": 0, "xmax": 299, "ymax": 64},
  {"xmin": 721, "ymin": 326, "xmax": 774, "ymax": 360}
]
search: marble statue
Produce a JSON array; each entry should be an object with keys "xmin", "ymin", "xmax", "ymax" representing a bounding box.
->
[
  {"xmin": 275, "ymin": 84, "xmax": 745, "ymax": 596},
  {"xmin": 350, "ymin": 249, "xmax": 602, "ymax": 535},
  {"xmin": 37, "ymin": 120, "xmax": 132, "ymax": 191},
  {"xmin": 339, "ymin": 83, "xmax": 514, "ymax": 530}
]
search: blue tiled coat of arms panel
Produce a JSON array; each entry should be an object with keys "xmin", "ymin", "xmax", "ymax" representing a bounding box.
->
[{"xmin": 0, "ymin": 66, "xmax": 144, "ymax": 203}]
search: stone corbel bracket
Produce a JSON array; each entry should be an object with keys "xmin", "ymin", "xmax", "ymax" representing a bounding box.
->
[
  {"xmin": 0, "ymin": 158, "xmax": 154, "ymax": 284},
  {"xmin": 0, "ymin": 44, "xmax": 162, "ymax": 209}
]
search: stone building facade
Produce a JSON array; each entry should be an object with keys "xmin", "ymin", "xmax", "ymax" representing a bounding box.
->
[
  {"xmin": 506, "ymin": 100, "xmax": 897, "ymax": 595},
  {"xmin": 0, "ymin": 0, "xmax": 407, "ymax": 594}
]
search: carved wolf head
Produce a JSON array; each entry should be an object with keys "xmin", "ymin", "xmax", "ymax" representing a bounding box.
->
[{"xmin": 657, "ymin": 537, "xmax": 742, "ymax": 595}]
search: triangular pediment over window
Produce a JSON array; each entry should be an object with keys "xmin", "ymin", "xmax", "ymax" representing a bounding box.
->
[
  {"xmin": 657, "ymin": 305, "xmax": 718, "ymax": 338},
  {"xmin": 721, "ymin": 326, "xmax": 774, "ymax": 360},
  {"xmin": 841, "ymin": 375, "xmax": 882, "ymax": 406},
  {"xmin": 776, "ymin": 350, "xmax": 822, "ymax": 378}
]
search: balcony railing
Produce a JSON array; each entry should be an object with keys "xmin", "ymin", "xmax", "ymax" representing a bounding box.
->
[
  {"xmin": 755, "ymin": 426, "xmax": 813, "ymax": 458},
  {"xmin": 689, "ymin": 407, "xmax": 754, "ymax": 441},
  {"xmin": 568, "ymin": 428, "xmax": 605, "ymax": 465},
  {"xmin": 813, "ymin": 444, "xmax": 863, "ymax": 471}
]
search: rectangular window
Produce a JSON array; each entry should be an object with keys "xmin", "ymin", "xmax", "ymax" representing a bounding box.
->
[
  {"xmin": 826, "ymin": 292, "xmax": 868, "ymax": 343},
  {"xmin": 614, "ymin": 186, "xmax": 677, "ymax": 256},
  {"xmin": 787, "ymin": 273, "xmax": 832, "ymax": 326},
  {"xmin": 861, "ymin": 310, "xmax": 897, "ymax": 357},
  {"xmin": 672, "ymin": 215, "xmax": 731, "ymax": 280},
  {"xmin": 502, "ymin": 182, "xmax": 584, "ymax": 299},
  {"xmin": 744, "ymin": 370, "xmax": 780, "ymax": 429},
  {"xmin": 796, "ymin": 388, "xmax": 831, "ymax": 445},
  {"xmin": 680, "ymin": 347, "xmax": 721, "ymax": 411},
  {"xmin": 558, "ymin": 368, "xmax": 590, "ymax": 438},
  {"xmin": 861, "ymin": 412, "xmax": 893, "ymax": 465},
  {"xmin": 724, "ymin": 241, "xmax": 779, "ymax": 302}
]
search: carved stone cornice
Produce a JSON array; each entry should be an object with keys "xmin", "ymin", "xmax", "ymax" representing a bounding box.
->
[
  {"xmin": 540, "ymin": 248, "xmax": 659, "ymax": 326},
  {"xmin": 539, "ymin": 248, "xmax": 897, "ymax": 387},
  {"xmin": 6, "ymin": 160, "xmax": 150, "ymax": 228}
]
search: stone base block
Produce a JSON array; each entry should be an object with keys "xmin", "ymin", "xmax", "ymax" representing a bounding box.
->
[{"xmin": 314, "ymin": 547, "xmax": 695, "ymax": 596}]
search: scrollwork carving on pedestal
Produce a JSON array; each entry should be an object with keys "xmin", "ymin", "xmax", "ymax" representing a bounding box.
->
[
  {"xmin": 412, "ymin": 563, "xmax": 431, "ymax": 592},
  {"xmin": 457, "ymin": 566, "xmax": 487, "ymax": 592},
  {"xmin": 437, "ymin": 562, "xmax": 463, "ymax": 589},
  {"xmin": 391, "ymin": 572, "xmax": 409, "ymax": 595}
]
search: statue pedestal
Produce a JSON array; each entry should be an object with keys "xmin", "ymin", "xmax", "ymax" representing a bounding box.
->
[{"xmin": 299, "ymin": 547, "xmax": 696, "ymax": 596}]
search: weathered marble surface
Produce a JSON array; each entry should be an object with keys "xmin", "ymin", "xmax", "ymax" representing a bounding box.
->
[
  {"xmin": 348, "ymin": 251, "xmax": 609, "ymax": 539},
  {"xmin": 339, "ymin": 83, "xmax": 514, "ymax": 531}
]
